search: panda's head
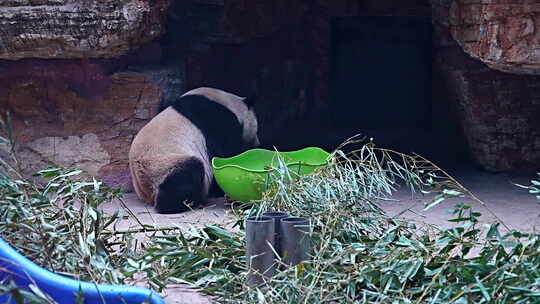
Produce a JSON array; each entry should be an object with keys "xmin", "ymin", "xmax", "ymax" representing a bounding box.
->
[{"xmin": 181, "ymin": 87, "xmax": 260, "ymax": 150}]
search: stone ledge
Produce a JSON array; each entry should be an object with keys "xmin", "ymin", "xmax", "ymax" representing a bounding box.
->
[{"xmin": 0, "ymin": 0, "xmax": 170, "ymax": 60}]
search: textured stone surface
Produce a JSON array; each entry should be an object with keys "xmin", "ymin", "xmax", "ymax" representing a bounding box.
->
[
  {"xmin": 449, "ymin": 0, "xmax": 540, "ymax": 74},
  {"xmin": 0, "ymin": 0, "xmax": 170, "ymax": 60},
  {"xmin": 222, "ymin": 0, "xmax": 307, "ymax": 40},
  {"xmin": 432, "ymin": 0, "xmax": 540, "ymax": 171},
  {"xmin": 0, "ymin": 60, "xmax": 161, "ymax": 188},
  {"xmin": 19, "ymin": 134, "xmax": 111, "ymax": 176},
  {"xmin": 2, "ymin": 0, "xmax": 539, "ymax": 189}
]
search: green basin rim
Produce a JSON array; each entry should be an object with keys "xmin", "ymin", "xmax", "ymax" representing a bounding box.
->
[{"xmin": 212, "ymin": 147, "xmax": 332, "ymax": 173}]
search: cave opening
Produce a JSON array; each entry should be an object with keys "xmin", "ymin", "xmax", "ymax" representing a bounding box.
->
[
  {"xmin": 329, "ymin": 16, "xmax": 467, "ymax": 166},
  {"xmin": 331, "ymin": 16, "xmax": 432, "ymax": 130}
]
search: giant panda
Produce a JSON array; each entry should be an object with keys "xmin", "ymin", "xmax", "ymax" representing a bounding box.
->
[{"xmin": 129, "ymin": 87, "xmax": 260, "ymax": 213}]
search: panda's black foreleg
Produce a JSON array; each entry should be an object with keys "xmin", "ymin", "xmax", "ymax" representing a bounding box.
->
[{"xmin": 154, "ymin": 157, "xmax": 205, "ymax": 214}]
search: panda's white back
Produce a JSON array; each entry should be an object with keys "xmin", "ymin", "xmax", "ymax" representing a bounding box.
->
[
  {"xmin": 128, "ymin": 87, "xmax": 259, "ymax": 213},
  {"xmin": 129, "ymin": 107, "xmax": 212, "ymax": 203}
]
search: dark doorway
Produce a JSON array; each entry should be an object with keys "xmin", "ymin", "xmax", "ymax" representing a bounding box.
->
[
  {"xmin": 331, "ymin": 16, "xmax": 432, "ymax": 129},
  {"xmin": 329, "ymin": 16, "xmax": 460, "ymax": 161}
]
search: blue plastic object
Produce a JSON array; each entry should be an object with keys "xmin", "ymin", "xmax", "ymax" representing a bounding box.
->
[{"xmin": 0, "ymin": 238, "xmax": 165, "ymax": 304}]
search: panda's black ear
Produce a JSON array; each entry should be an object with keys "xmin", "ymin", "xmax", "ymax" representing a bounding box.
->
[{"xmin": 243, "ymin": 95, "xmax": 256, "ymax": 109}]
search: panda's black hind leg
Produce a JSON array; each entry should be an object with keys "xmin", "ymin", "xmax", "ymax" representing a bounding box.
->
[
  {"xmin": 208, "ymin": 179, "xmax": 225, "ymax": 198},
  {"xmin": 154, "ymin": 157, "xmax": 206, "ymax": 214}
]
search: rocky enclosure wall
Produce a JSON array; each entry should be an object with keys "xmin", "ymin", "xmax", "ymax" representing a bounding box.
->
[
  {"xmin": 0, "ymin": 0, "xmax": 169, "ymax": 59},
  {"xmin": 0, "ymin": 0, "xmax": 172, "ymax": 189},
  {"xmin": 0, "ymin": 0, "xmax": 539, "ymax": 190},
  {"xmin": 433, "ymin": 0, "xmax": 540, "ymax": 171},
  {"xmin": 449, "ymin": 0, "xmax": 540, "ymax": 75},
  {"xmin": 0, "ymin": 59, "xmax": 164, "ymax": 188}
]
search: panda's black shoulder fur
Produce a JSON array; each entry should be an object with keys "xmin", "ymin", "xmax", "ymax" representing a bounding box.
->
[{"xmin": 167, "ymin": 94, "xmax": 244, "ymax": 159}]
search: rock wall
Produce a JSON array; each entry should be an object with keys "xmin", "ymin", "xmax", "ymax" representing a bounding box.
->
[
  {"xmin": 1, "ymin": 0, "xmax": 539, "ymax": 189},
  {"xmin": 433, "ymin": 0, "xmax": 540, "ymax": 171},
  {"xmin": 0, "ymin": 59, "xmax": 163, "ymax": 188},
  {"xmin": 449, "ymin": 0, "xmax": 540, "ymax": 75},
  {"xmin": 0, "ymin": 0, "xmax": 170, "ymax": 59},
  {"xmin": 0, "ymin": 0, "xmax": 178, "ymax": 189}
]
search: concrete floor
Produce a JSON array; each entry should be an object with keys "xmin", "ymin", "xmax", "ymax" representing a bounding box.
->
[
  {"xmin": 102, "ymin": 196, "xmax": 230, "ymax": 304},
  {"xmin": 106, "ymin": 165, "xmax": 540, "ymax": 303},
  {"xmin": 383, "ymin": 166, "xmax": 540, "ymax": 233}
]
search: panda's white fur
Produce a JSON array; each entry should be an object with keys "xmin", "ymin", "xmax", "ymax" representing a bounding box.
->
[{"xmin": 129, "ymin": 87, "xmax": 259, "ymax": 213}]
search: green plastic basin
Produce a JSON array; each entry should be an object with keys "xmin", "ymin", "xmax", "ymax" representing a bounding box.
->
[{"xmin": 212, "ymin": 147, "xmax": 331, "ymax": 202}]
